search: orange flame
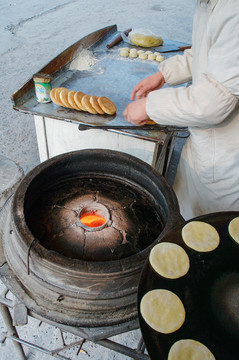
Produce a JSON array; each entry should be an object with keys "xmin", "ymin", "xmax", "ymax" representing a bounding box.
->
[{"xmin": 80, "ymin": 212, "xmax": 106, "ymax": 228}]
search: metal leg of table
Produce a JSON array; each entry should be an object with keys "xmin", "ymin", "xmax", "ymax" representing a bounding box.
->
[{"xmin": 0, "ymin": 303, "xmax": 26, "ymax": 360}]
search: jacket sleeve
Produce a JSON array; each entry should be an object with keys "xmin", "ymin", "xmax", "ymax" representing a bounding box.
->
[
  {"xmin": 158, "ymin": 48, "xmax": 193, "ymax": 86},
  {"xmin": 146, "ymin": 74, "xmax": 238, "ymax": 128}
]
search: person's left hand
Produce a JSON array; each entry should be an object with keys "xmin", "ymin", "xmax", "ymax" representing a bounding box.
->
[{"xmin": 123, "ymin": 98, "xmax": 149, "ymax": 126}]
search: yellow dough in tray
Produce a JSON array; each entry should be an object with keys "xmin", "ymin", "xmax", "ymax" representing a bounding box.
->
[{"xmin": 128, "ymin": 29, "xmax": 163, "ymax": 47}]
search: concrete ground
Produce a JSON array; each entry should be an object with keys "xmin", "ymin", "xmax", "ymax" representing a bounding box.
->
[{"xmin": 0, "ymin": 1, "xmax": 194, "ymax": 359}]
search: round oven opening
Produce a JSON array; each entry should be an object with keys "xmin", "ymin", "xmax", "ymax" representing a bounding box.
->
[{"xmin": 79, "ymin": 203, "xmax": 109, "ymax": 231}]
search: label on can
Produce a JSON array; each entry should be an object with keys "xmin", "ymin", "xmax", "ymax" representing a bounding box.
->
[{"xmin": 34, "ymin": 81, "xmax": 52, "ymax": 103}]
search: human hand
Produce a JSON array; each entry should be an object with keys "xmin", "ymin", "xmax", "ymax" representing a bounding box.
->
[
  {"xmin": 131, "ymin": 71, "xmax": 165, "ymax": 100},
  {"xmin": 123, "ymin": 98, "xmax": 149, "ymax": 126}
]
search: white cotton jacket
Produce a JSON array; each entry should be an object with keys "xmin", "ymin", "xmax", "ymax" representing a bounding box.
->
[{"xmin": 146, "ymin": 0, "xmax": 239, "ymax": 220}]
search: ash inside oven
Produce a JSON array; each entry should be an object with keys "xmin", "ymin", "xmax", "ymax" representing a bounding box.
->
[{"xmin": 26, "ymin": 176, "xmax": 164, "ymax": 261}]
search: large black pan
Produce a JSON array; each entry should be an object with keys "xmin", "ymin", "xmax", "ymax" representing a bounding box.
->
[{"xmin": 138, "ymin": 211, "xmax": 239, "ymax": 360}]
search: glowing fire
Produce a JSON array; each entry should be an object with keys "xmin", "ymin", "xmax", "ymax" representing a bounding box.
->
[{"xmin": 80, "ymin": 212, "xmax": 106, "ymax": 228}]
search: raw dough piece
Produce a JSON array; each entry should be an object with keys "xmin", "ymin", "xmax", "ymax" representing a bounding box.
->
[
  {"xmin": 156, "ymin": 55, "xmax": 165, "ymax": 62},
  {"xmin": 97, "ymin": 96, "xmax": 116, "ymax": 115},
  {"xmin": 120, "ymin": 48, "xmax": 129, "ymax": 57},
  {"xmin": 149, "ymin": 242, "xmax": 190, "ymax": 279},
  {"xmin": 168, "ymin": 339, "xmax": 215, "ymax": 360},
  {"xmin": 140, "ymin": 289, "xmax": 185, "ymax": 334},
  {"xmin": 129, "ymin": 49, "xmax": 138, "ymax": 58},
  {"xmin": 228, "ymin": 216, "xmax": 239, "ymax": 244},
  {"xmin": 81, "ymin": 95, "xmax": 98, "ymax": 114},
  {"xmin": 74, "ymin": 91, "xmax": 86, "ymax": 111},
  {"xmin": 138, "ymin": 52, "xmax": 148, "ymax": 60},
  {"xmin": 147, "ymin": 53, "xmax": 156, "ymax": 61},
  {"xmin": 182, "ymin": 221, "xmax": 220, "ymax": 252},
  {"xmin": 145, "ymin": 50, "xmax": 153, "ymax": 55},
  {"xmin": 137, "ymin": 49, "xmax": 145, "ymax": 55},
  {"xmin": 90, "ymin": 95, "xmax": 105, "ymax": 114}
]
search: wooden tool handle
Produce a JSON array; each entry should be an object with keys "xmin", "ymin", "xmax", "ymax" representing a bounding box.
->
[
  {"xmin": 106, "ymin": 28, "xmax": 132, "ymax": 48},
  {"xmin": 178, "ymin": 45, "xmax": 192, "ymax": 51}
]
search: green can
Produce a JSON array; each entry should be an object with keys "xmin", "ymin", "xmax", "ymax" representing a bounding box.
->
[{"xmin": 33, "ymin": 73, "xmax": 52, "ymax": 103}]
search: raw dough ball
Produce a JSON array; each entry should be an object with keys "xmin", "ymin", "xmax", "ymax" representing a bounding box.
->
[
  {"xmin": 145, "ymin": 50, "xmax": 153, "ymax": 55},
  {"xmin": 137, "ymin": 49, "xmax": 145, "ymax": 55},
  {"xmin": 156, "ymin": 55, "xmax": 165, "ymax": 62},
  {"xmin": 138, "ymin": 52, "xmax": 148, "ymax": 60},
  {"xmin": 147, "ymin": 53, "xmax": 156, "ymax": 60},
  {"xmin": 129, "ymin": 51, "xmax": 138, "ymax": 58},
  {"xmin": 120, "ymin": 48, "xmax": 129, "ymax": 57}
]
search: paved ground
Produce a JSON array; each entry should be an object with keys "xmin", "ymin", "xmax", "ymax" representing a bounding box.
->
[{"xmin": 0, "ymin": 1, "xmax": 194, "ymax": 359}]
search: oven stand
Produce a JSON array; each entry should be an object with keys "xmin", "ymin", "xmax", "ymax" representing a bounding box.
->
[{"xmin": 0, "ymin": 287, "xmax": 149, "ymax": 360}]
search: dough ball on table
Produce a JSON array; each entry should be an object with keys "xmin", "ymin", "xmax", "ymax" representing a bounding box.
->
[
  {"xmin": 147, "ymin": 53, "xmax": 156, "ymax": 61},
  {"xmin": 168, "ymin": 339, "xmax": 215, "ymax": 360},
  {"xmin": 129, "ymin": 49, "xmax": 138, "ymax": 58},
  {"xmin": 228, "ymin": 216, "xmax": 239, "ymax": 244},
  {"xmin": 182, "ymin": 221, "xmax": 220, "ymax": 252},
  {"xmin": 140, "ymin": 289, "xmax": 185, "ymax": 334},
  {"xmin": 138, "ymin": 52, "xmax": 148, "ymax": 60},
  {"xmin": 156, "ymin": 55, "xmax": 165, "ymax": 62},
  {"xmin": 137, "ymin": 49, "xmax": 145, "ymax": 55},
  {"xmin": 149, "ymin": 242, "xmax": 190, "ymax": 279},
  {"xmin": 145, "ymin": 50, "xmax": 153, "ymax": 55},
  {"xmin": 120, "ymin": 48, "xmax": 129, "ymax": 57}
]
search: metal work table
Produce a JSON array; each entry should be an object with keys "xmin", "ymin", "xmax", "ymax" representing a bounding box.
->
[{"xmin": 11, "ymin": 25, "xmax": 188, "ymax": 174}]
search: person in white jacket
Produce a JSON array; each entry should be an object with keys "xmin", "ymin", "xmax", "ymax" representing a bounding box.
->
[{"xmin": 123, "ymin": 0, "xmax": 239, "ymax": 220}]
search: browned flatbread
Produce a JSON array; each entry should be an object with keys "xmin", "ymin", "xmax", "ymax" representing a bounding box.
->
[
  {"xmin": 90, "ymin": 95, "xmax": 105, "ymax": 114},
  {"xmin": 81, "ymin": 95, "xmax": 98, "ymax": 114},
  {"xmin": 74, "ymin": 91, "xmax": 86, "ymax": 111},
  {"xmin": 50, "ymin": 88, "xmax": 63, "ymax": 106},
  {"xmin": 68, "ymin": 91, "xmax": 81, "ymax": 111},
  {"xmin": 97, "ymin": 96, "xmax": 116, "ymax": 115},
  {"xmin": 59, "ymin": 88, "xmax": 71, "ymax": 108}
]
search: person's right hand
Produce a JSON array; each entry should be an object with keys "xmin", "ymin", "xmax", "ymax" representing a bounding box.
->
[{"xmin": 130, "ymin": 71, "xmax": 165, "ymax": 100}]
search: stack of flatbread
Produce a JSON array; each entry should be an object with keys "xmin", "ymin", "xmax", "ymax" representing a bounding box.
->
[{"xmin": 50, "ymin": 87, "xmax": 116, "ymax": 115}]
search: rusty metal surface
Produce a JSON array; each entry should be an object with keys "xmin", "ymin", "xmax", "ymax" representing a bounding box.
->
[{"xmin": 12, "ymin": 25, "xmax": 188, "ymax": 140}]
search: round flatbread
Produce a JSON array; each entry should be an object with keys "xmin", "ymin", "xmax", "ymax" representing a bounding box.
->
[
  {"xmin": 149, "ymin": 242, "xmax": 190, "ymax": 279},
  {"xmin": 228, "ymin": 216, "xmax": 239, "ymax": 244},
  {"xmin": 74, "ymin": 91, "xmax": 86, "ymax": 111},
  {"xmin": 54, "ymin": 87, "xmax": 65, "ymax": 106},
  {"xmin": 81, "ymin": 95, "xmax": 98, "ymax": 114},
  {"xmin": 168, "ymin": 339, "xmax": 215, "ymax": 360},
  {"xmin": 90, "ymin": 95, "xmax": 105, "ymax": 114},
  {"xmin": 182, "ymin": 221, "xmax": 220, "ymax": 252},
  {"xmin": 59, "ymin": 88, "xmax": 72, "ymax": 108},
  {"xmin": 97, "ymin": 96, "xmax": 116, "ymax": 115},
  {"xmin": 68, "ymin": 91, "xmax": 81, "ymax": 111},
  {"xmin": 50, "ymin": 88, "xmax": 63, "ymax": 106},
  {"xmin": 140, "ymin": 289, "xmax": 185, "ymax": 334}
]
